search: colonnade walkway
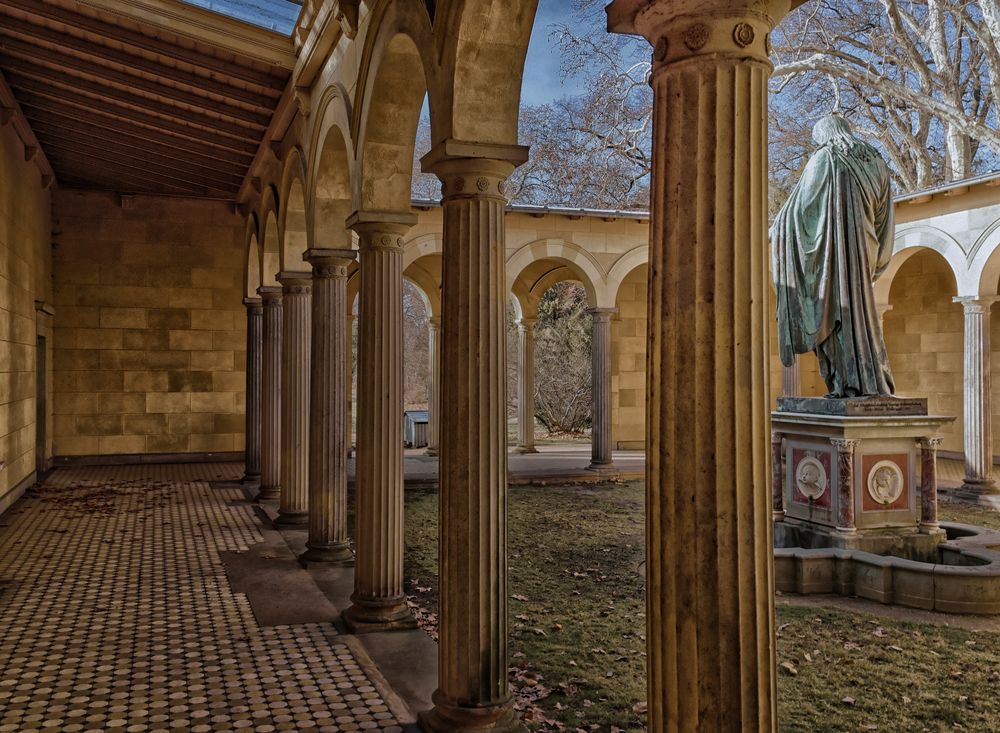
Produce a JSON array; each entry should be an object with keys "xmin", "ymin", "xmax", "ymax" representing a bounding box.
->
[{"xmin": 0, "ymin": 464, "xmax": 411, "ymax": 733}]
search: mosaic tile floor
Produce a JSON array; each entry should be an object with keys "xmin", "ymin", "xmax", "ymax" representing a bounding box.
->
[{"xmin": 0, "ymin": 464, "xmax": 404, "ymax": 733}]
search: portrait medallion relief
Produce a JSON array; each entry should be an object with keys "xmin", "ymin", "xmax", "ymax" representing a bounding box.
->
[
  {"xmin": 867, "ymin": 460, "xmax": 904, "ymax": 505},
  {"xmin": 794, "ymin": 455, "xmax": 828, "ymax": 501}
]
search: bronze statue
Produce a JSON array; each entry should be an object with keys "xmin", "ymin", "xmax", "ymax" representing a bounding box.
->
[{"xmin": 770, "ymin": 115, "xmax": 895, "ymax": 398}]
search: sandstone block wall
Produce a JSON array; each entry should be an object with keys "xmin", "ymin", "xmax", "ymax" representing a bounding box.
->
[
  {"xmin": 51, "ymin": 191, "xmax": 247, "ymax": 458},
  {"xmin": 612, "ymin": 264, "xmax": 646, "ymax": 450},
  {"xmin": 0, "ymin": 122, "xmax": 51, "ymax": 511}
]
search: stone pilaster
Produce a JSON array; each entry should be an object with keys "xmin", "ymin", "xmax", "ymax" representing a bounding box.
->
[
  {"xmin": 771, "ymin": 432, "xmax": 784, "ymax": 521},
  {"xmin": 513, "ymin": 318, "xmax": 538, "ymax": 454},
  {"xmin": 301, "ymin": 249, "xmax": 356, "ymax": 565},
  {"xmin": 920, "ymin": 436, "xmax": 942, "ymax": 531},
  {"xmin": 955, "ymin": 296, "xmax": 999, "ymax": 496},
  {"xmin": 781, "ymin": 358, "xmax": 800, "ymax": 398},
  {"xmin": 276, "ymin": 271, "xmax": 311, "ymax": 527},
  {"xmin": 419, "ymin": 141, "xmax": 528, "ymax": 733},
  {"xmin": 426, "ymin": 316, "xmax": 441, "ymax": 456},
  {"xmin": 242, "ymin": 297, "xmax": 263, "ymax": 485},
  {"xmin": 588, "ymin": 307, "xmax": 617, "ymax": 469},
  {"xmin": 343, "ymin": 211, "xmax": 417, "ymax": 633},
  {"xmin": 833, "ymin": 438, "xmax": 859, "ymax": 533},
  {"xmin": 258, "ymin": 286, "xmax": 283, "ymax": 502},
  {"xmin": 607, "ymin": 2, "xmax": 790, "ymax": 729}
]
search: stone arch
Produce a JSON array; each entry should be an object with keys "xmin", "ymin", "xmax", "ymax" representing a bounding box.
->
[
  {"xmin": 308, "ymin": 83, "xmax": 356, "ymax": 249},
  {"xmin": 244, "ymin": 213, "xmax": 261, "ymax": 299},
  {"xmin": 506, "ymin": 239, "xmax": 610, "ymax": 311},
  {"xmin": 879, "ymin": 225, "xmax": 968, "ymax": 302},
  {"xmin": 971, "ymin": 217, "xmax": 1000, "ymax": 296},
  {"xmin": 608, "ymin": 246, "xmax": 649, "ymax": 303},
  {"xmin": 434, "ymin": 0, "xmax": 539, "ymax": 145},
  {"xmin": 354, "ymin": 0, "xmax": 435, "ymax": 211},
  {"xmin": 258, "ymin": 186, "xmax": 281, "ymax": 287},
  {"xmin": 279, "ymin": 148, "xmax": 309, "ymax": 272},
  {"xmin": 403, "ymin": 254, "xmax": 441, "ymax": 317},
  {"xmin": 403, "ymin": 232, "xmax": 443, "ymax": 270}
]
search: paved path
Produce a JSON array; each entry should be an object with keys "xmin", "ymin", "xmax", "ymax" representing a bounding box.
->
[{"xmin": 0, "ymin": 464, "xmax": 409, "ymax": 733}]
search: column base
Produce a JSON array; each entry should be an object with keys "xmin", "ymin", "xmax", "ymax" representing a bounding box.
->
[
  {"xmin": 240, "ymin": 472, "xmax": 261, "ymax": 486},
  {"xmin": 425, "ymin": 447, "xmax": 439, "ymax": 457},
  {"xmin": 586, "ymin": 462, "xmax": 617, "ymax": 475},
  {"xmin": 274, "ymin": 510, "xmax": 309, "ymax": 527},
  {"xmin": 299, "ymin": 544, "xmax": 354, "ymax": 567},
  {"xmin": 256, "ymin": 486, "xmax": 280, "ymax": 502},
  {"xmin": 342, "ymin": 595, "xmax": 416, "ymax": 634},
  {"xmin": 956, "ymin": 478, "xmax": 1000, "ymax": 497},
  {"xmin": 512, "ymin": 445, "xmax": 538, "ymax": 454},
  {"xmin": 418, "ymin": 692, "xmax": 526, "ymax": 733}
]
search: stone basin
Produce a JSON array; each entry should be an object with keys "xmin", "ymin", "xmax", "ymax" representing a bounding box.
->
[{"xmin": 774, "ymin": 521, "xmax": 1000, "ymax": 614}]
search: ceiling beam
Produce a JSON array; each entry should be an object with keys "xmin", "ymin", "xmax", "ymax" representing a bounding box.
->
[
  {"xmin": 26, "ymin": 116, "xmax": 248, "ymax": 179},
  {"xmin": 0, "ymin": 0, "xmax": 286, "ymax": 91},
  {"xmin": 29, "ymin": 122, "xmax": 244, "ymax": 192},
  {"xmin": 45, "ymin": 145, "xmax": 212, "ymax": 196},
  {"xmin": 2, "ymin": 67, "xmax": 266, "ymax": 140},
  {"xmin": 18, "ymin": 99, "xmax": 255, "ymax": 165},
  {"xmin": 0, "ymin": 17, "xmax": 280, "ymax": 108},
  {"xmin": 11, "ymin": 86, "xmax": 261, "ymax": 154},
  {"xmin": 0, "ymin": 37, "xmax": 273, "ymax": 120},
  {"xmin": 0, "ymin": 68, "xmax": 54, "ymax": 186}
]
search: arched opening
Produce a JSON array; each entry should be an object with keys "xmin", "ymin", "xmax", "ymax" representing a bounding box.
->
[
  {"xmin": 244, "ymin": 218, "xmax": 261, "ymax": 300},
  {"xmin": 310, "ymin": 90, "xmax": 354, "ymax": 249},
  {"xmin": 259, "ymin": 207, "xmax": 281, "ymax": 288},
  {"xmin": 279, "ymin": 153, "xmax": 309, "ymax": 272},
  {"xmin": 612, "ymin": 263, "xmax": 646, "ymax": 451},
  {"xmin": 886, "ymin": 249, "xmax": 962, "ymax": 452}
]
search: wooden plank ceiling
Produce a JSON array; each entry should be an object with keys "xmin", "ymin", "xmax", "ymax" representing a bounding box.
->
[{"xmin": 0, "ymin": 0, "xmax": 293, "ymax": 198}]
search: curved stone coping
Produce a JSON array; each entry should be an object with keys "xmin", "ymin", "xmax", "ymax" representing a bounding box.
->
[{"xmin": 775, "ymin": 523, "xmax": 1000, "ymax": 614}]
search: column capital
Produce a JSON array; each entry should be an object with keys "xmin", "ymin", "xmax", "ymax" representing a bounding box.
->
[
  {"xmin": 258, "ymin": 285, "xmax": 283, "ymax": 303},
  {"xmin": 242, "ymin": 296, "xmax": 262, "ymax": 308},
  {"xmin": 421, "ymin": 139, "xmax": 529, "ymax": 203},
  {"xmin": 304, "ymin": 248, "xmax": 356, "ymax": 277},
  {"xmin": 920, "ymin": 436, "xmax": 944, "ymax": 450},
  {"xmin": 346, "ymin": 211, "xmax": 415, "ymax": 251},
  {"xmin": 954, "ymin": 295, "xmax": 1000, "ymax": 313},
  {"xmin": 587, "ymin": 307, "xmax": 619, "ymax": 320},
  {"xmin": 606, "ymin": 0, "xmax": 791, "ymax": 68},
  {"xmin": 277, "ymin": 271, "xmax": 312, "ymax": 294},
  {"xmin": 831, "ymin": 437, "xmax": 860, "ymax": 452}
]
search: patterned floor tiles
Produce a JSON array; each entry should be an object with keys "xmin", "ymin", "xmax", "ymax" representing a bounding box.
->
[{"xmin": 0, "ymin": 463, "xmax": 404, "ymax": 733}]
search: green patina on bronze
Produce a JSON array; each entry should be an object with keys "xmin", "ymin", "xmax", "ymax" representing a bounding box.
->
[{"xmin": 771, "ymin": 115, "xmax": 896, "ymax": 398}]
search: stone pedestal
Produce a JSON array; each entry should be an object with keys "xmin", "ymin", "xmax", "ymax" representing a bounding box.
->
[
  {"xmin": 343, "ymin": 211, "xmax": 417, "ymax": 633},
  {"xmin": 773, "ymin": 397, "xmax": 952, "ymax": 561},
  {"xmin": 300, "ymin": 249, "xmax": 356, "ymax": 565},
  {"xmin": 276, "ymin": 272, "xmax": 311, "ymax": 527},
  {"xmin": 588, "ymin": 308, "xmax": 616, "ymax": 470},
  {"xmin": 513, "ymin": 318, "xmax": 537, "ymax": 454},
  {"xmin": 419, "ymin": 142, "xmax": 528, "ymax": 733},
  {"xmin": 258, "ymin": 286, "xmax": 283, "ymax": 502},
  {"xmin": 242, "ymin": 297, "xmax": 263, "ymax": 486}
]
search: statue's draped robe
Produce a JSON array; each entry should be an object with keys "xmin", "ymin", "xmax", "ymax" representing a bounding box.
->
[{"xmin": 770, "ymin": 140, "xmax": 895, "ymax": 397}]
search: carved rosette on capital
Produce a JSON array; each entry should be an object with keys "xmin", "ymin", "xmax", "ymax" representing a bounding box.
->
[
  {"xmin": 419, "ymin": 141, "xmax": 529, "ymax": 733},
  {"xmin": 300, "ymin": 249, "xmax": 356, "ymax": 566},
  {"xmin": 920, "ymin": 436, "xmax": 943, "ymax": 530},
  {"xmin": 343, "ymin": 211, "xmax": 418, "ymax": 633},
  {"xmin": 276, "ymin": 272, "xmax": 312, "ymax": 527},
  {"xmin": 257, "ymin": 286, "xmax": 283, "ymax": 502},
  {"xmin": 242, "ymin": 297, "xmax": 263, "ymax": 486},
  {"xmin": 606, "ymin": 1, "xmax": 793, "ymax": 728},
  {"xmin": 772, "ymin": 431, "xmax": 784, "ymax": 521},
  {"xmin": 832, "ymin": 438, "xmax": 860, "ymax": 533}
]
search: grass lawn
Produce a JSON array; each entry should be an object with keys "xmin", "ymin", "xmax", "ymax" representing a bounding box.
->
[{"xmin": 403, "ymin": 482, "xmax": 1000, "ymax": 732}]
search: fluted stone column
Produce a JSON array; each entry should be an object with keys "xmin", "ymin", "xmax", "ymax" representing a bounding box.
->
[
  {"xmin": 276, "ymin": 272, "xmax": 311, "ymax": 526},
  {"xmin": 513, "ymin": 318, "xmax": 538, "ymax": 454},
  {"xmin": 781, "ymin": 358, "xmax": 800, "ymax": 398},
  {"xmin": 242, "ymin": 297, "xmax": 263, "ymax": 485},
  {"xmin": 588, "ymin": 308, "xmax": 616, "ymax": 470},
  {"xmin": 301, "ymin": 249, "xmax": 356, "ymax": 565},
  {"xmin": 607, "ymin": 2, "xmax": 790, "ymax": 729},
  {"xmin": 955, "ymin": 296, "xmax": 999, "ymax": 496},
  {"xmin": 920, "ymin": 436, "xmax": 942, "ymax": 531},
  {"xmin": 347, "ymin": 313, "xmax": 355, "ymax": 459},
  {"xmin": 419, "ymin": 141, "xmax": 528, "ymax": 733},
  {"xmin": 343, "ymin": 211, "xmax": 417, "ymax": 633},
  {"xmin": 258, "ymin": 286, "xmax": 283, "ymax": 502},
  {"xmin": 426, "ymin": 317, "xmax": 441, "ymax": 456}
]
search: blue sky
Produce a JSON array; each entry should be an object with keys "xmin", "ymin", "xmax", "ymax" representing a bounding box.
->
[{"xmin": 521, "ymin": 0, "xmax": 587, "ymax": 106}]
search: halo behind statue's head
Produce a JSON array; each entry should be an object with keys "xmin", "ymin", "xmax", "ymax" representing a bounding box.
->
[{"xmin": 812, "ymin": 114, "xmax": 854, "ymax": 146}]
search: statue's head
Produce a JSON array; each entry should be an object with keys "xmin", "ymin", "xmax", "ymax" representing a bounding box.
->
[{"xmin": 812, "ymin": 114, "xmax": 855, "ymax": 146}]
